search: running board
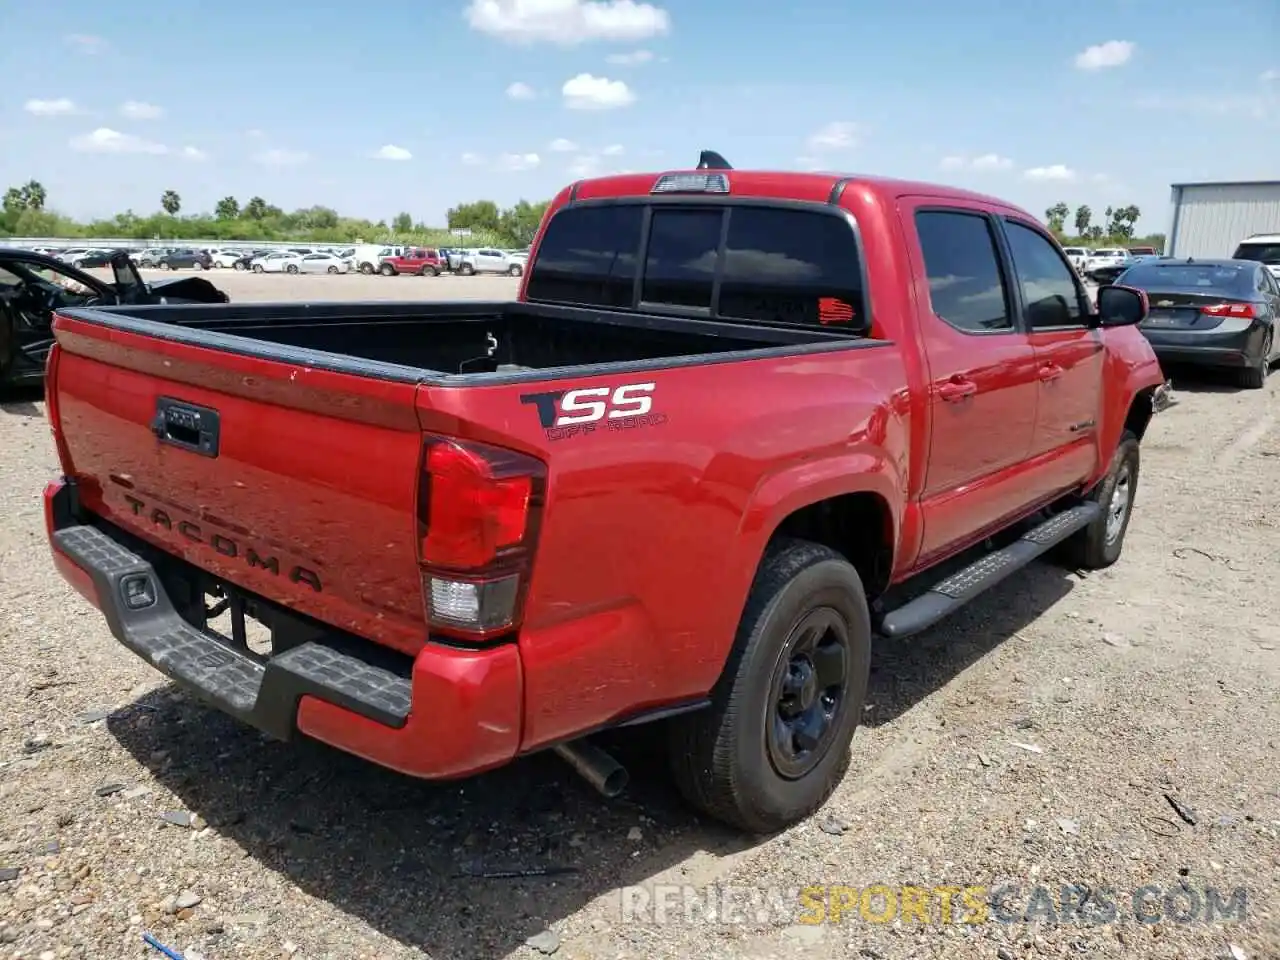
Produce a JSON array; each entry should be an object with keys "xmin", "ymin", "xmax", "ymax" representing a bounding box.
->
[{"xmin": 877, "ymin": 503, "xmax": 1101, "ymax": 640}]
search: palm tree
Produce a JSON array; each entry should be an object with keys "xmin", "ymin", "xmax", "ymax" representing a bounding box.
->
[
  {"xmin": 161, "ymin": 190, "xmax": 181, "ymax": 215},
  {"xmin": 20, "ymin": 180, "xmax": 47, "ymax": 211}
]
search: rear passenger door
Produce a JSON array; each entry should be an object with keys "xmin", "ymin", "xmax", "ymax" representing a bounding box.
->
[
  {"xmin": 998, "ymin": 217, "xmax": 1103, "ymax": 499},
  {"xmin": 902, "ymin": 204, "xmax": 1040, "ymax": 559}
]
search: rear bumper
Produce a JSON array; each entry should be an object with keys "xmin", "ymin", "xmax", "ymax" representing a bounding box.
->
[
  {"xmin": 1141, "ymin": 321, "xmax": 1267, "ymax": 368},
  {"xmin": 43, "ymin": 479, "xmax": 523, "ymax": 780}
]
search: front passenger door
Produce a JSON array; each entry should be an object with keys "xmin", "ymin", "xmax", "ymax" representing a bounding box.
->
[{"xmin": 1001, "ymin": 217, "xmax": 1103, "ymax": 501}]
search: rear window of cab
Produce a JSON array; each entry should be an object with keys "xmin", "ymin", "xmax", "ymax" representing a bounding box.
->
[{"xmin": 524, "ymin": 202, "xmax": 868, "ymax": 331}]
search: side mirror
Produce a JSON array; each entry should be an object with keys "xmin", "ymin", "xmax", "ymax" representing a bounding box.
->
[{"xmin": 1094, "ymin": 284, "xmax": 1147, "ymax": 328}]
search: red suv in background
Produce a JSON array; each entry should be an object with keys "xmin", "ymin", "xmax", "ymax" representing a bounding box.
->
[{"xmin": 378, "ymin": 248, "xmax": 444, "ymax": 276}]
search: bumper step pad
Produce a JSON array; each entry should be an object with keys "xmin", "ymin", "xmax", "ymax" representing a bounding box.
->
[{"xmin": 53, "ymin": 525, "xmax": 411, "ymax": 740}]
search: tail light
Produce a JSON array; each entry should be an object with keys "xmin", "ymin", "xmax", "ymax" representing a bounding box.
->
[
  {"xmin": 415, "ymin": 435, "xmax": 546, "ymax": 643},
  {"xmin": 1201, "ymin": 302, "xmax": 1256, "ymax": 318}
]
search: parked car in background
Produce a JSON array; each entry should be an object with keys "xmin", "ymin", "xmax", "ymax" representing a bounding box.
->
[
  {"xmin": 378, "ymin": 248, "xmax": 444, "ymax": 276},
  {"xmin": 1232, "ymin": 234, "xmax": 1280, "ymax": 281},
  {"xmin": 134, "ymin": 249, "xmax": 170, "ymax": 268},
  {"xmin": 155, "ymin": 249, "xmax": 213, "ymax": 271},
  {"xmin": 230, "ymin": 249, "xmax": 272, "ymax": 271},
  {"xmin": 1084, "ymin": 248, "xmax": 1134, "ymax": 281},
  {"xmin": 455, "ymin": 247, "xmax": 525, "ymax": 276},
  {"xmin": 1128, "ymin": 246, "xmax": 1158, "ymax": 257},
  {"xmin": 68, "ymin": 249, "xmax": 116, "ymax": 269},
  {"xmin": 210, "ymin": 249, "xmax": 247, "ymax": 268},
  {"xmin": 1062, "ymin": 246, "xmax": 1091, "ymax": 274},
  {"xmin": 1, "ymin": 248, "xmax": 227, "ymax": 390},
  {"xmin": 352, "ymin": 245, "xmax": 403, "ymax": 274},
  {"xmin": 1116, "ymin": 257, "xmax": 1279, "ymax": 388},
  {"xmin": 250, "ymin": 252, "xmax": 301, "ymax": 274},
  {"xmin": 295, "ymin": 252, "xmax": 350, "ymax": 274}
]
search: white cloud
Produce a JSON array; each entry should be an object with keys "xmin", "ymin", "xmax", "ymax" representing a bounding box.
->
[
  {"xmin": 1023, "ymin": 164, "xmax": 1077, "ymax": 182},
  {"xmin": 549, "ymin": 138, "xmax": 579, "ymax": 152},
  {"xmin": 941, "ymin": 153, "xmax": 1013, "ymax": 171},
  {"xmin": 568, "ymin": 153, "xmax": 603, "ymax": 178},
  {"xmin": 1262, "ymin": 68, "xmax": 1280, "ymax": 82},
  {"xmin": 807, "ymin": 121, "xmax": 860, "ymax": 152},
  {"xmin": 466, "ymin": 0, "xmax": 670, "ymax": 45},
  {"xmin": 371, "ymin": 144, "xmax": 412, "ymax": 160},
  {"xmin": 461, "ymin": 152, "xmax": 485, "ymax": 166},
  {"xmin": 498, "ymin": 152, "xmax": 541, "ymax": 171},
  {"xmin": 70, "ymin": 128, "xmax": 167, "ymax": 155},
  {"xmin": 606, "ymin": 48, "xmax": 654, "ymax": 65},
  {"xmin": 506, "ymin": 81, "xmax": 537, "ymax": 100},
  {"xmin": 562, "ymin": 73, "xmax": 635, "ymax": 110},
  {"xmin": 254, "ymin": 147, "xmax": 309, "ymax": 166},
  {"xmin": 120, "ymin": 100, "xmax": 164, "ymax": 120},
  {"xmin": 601, "ymin": 143, "xmax": 624, "ymax": 156},
  {"xmin": 25, "ymin": 98, "xmax": 77, "ymax": 117},
  {"xmin": 65, "ymin": 34, "xmax": 107, "ymax": 54},
  {"xmin": 1074, "ymin": 40, "xmax": 1134, "ymax": 70},
  {"xmin": 181, "ymin": 146, "xmax": 208, "ymax": 161}
]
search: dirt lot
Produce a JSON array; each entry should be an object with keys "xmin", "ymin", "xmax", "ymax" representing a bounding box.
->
[{"xmin": 1, "ymin": 276, "xmax": 1277, "ymax": 960}]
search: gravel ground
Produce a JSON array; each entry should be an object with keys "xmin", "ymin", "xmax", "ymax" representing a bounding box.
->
[{"xmin": 1, "ymin": 276, "xmax": 1277, "ymax": 960}]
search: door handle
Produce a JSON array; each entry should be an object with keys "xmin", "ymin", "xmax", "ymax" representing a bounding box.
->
[
  {"xmin": 937, "ymin": 378, "xmax": 977, "ymax": 402},
  {"xmin": 1038, "ymin": 363, "xmax": 1063, "ymax": 382}
]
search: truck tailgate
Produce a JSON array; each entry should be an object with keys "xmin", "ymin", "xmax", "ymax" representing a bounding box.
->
[{"xmin": 49, "ymin": 313, "xmax": 429, "ymax": 655}]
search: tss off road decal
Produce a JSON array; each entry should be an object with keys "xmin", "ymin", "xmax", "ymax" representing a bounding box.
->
[{"xmin": 520, "ymin": 382, "xmax": 669, "ymax": 440}]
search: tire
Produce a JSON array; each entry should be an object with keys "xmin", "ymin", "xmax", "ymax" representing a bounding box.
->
[
  {"xmin": 194, "ymin": 261, "xmax": 205, "ymax": 270},
  {"xmin": 359, "ymin": 263, "xmax": 374, "ymax": 275},
  {"xmin": 507, "ymin": 264, "xmax": 523, "ymax": 277},
  {"xmin": 667, "ymin": 539, "xmax": 871, "ymax": 833},
  {"xmin": 379, "ymin": 264, "xmax": 395, "ymax": 276},
  {"xmin": 1058, "ymin": 430, "xmax": 1140, "ymax": 570},
  {"xmin": 286, "ymin": 264, "xmax": 299, "ymax": 275},
  {"xmin": 72, "ymin": 260, "xmax": 85, "ymax": 269},
  {"xmin": 252, "ymin": 264, "xmax": 263, "ymax": 274},
  {"xmin": 234, "ymin": 261, "xmax": 246, "ymax": 271},
  {"xmin": 460, "ymin": 264, "xmax": 475, "ymax": 276},
  {"xmin": 1238, "ymin": 332, "xmax": 1271, "ymax": 389},
  {"xmin": 327, "ymin": 265, "xmax": 339, "ymax": 274},
  {"xmin": 159, "ymin": 262, "xmax": 171, "ymax": 271}
]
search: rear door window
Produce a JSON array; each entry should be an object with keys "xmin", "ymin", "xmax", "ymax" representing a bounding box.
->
[{"xmin": 717, "ymin": 207, "xmax": 864, "ymax": 327}]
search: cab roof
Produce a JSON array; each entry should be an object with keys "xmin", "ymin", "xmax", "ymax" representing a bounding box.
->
[{"xmin": 567, "ymin": 168, "xmax": 1026, "ymax": 213}]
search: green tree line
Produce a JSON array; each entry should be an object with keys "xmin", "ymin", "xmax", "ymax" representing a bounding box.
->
[
  {"xmin": 1044, "ymin": 201, "xmax": 1164, "ymax": 250},
  {"xmin": 1, "ymin": 180, "xmax": 551, "ymax": 249}
]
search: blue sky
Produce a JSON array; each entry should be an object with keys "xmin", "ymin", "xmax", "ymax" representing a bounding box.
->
[{"xmin": 3, "ymin": 0, "xmax": 1278, "ymax": 233}]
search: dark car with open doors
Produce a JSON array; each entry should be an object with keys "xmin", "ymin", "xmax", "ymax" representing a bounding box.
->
[
  {"xmin": 0, "ymin": 248, "xmax": 228, "ymax": 390},
  {"xmin": 1116, "ymin": 257, "xmax": 1279, "ymax": 389}
]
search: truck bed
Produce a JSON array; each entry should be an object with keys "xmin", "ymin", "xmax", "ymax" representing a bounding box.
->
[{"xmin": 66, "ymin": 299, "xmax": 863, "ymax": 382}]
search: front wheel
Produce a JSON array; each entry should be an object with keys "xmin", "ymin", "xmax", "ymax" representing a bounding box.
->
[
  {"xmin": 158, "ymin": 262, "xmax": 171, "ymax": 270},
  {"xmin": 378, "ymin": 264, "xmax": 395, "ymax": 276},
  {"xmin": 668, "ymin": 539, "xmax": 871, "ymax": 833},
  {"xmin": 359, "ymin": 263, "xmax": 374, "ymax": 275},
  {"xmin": 252, "ymin": 264, "xmax": 263, "ymax": 273},
  {"xmin": 327, "ymin": 265, "xmax": 339, "ymax": 274},
  {"xmin": 234, "ymin": 261, "xmax": 247, "ymax": 271},
  {"xmin": 1058, "ymin": 431, "xmax": 1140, "ymax": 570},
  {"xmin": 194, "ymin": 261, "xmax": 205, "ymax": 270},
  {"xmin": 507, "ymin": 264, "xmax": 523, "ymax": 277},
  {"xmin": 286, "ymin": 264, "xmax": 299, "ymax": 274},
  {"xmin": 459, "ymin": 264, "xmax": 475, "ymax": 276}
]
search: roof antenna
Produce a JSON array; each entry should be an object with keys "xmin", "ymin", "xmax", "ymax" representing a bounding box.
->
[{"xmin": 697, "ymin": 150, "xmax": 732, "ymax": 170}]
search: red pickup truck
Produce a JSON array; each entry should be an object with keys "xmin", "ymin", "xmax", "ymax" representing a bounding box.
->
[{"xmin": 41, "ymin": 155, "xmax": 1168, "ymax": 832}]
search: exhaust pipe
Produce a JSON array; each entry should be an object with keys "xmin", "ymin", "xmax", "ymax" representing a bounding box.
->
[{"xmin": 553, "ymin": 740, "xmax": 629, "ymax": 798}]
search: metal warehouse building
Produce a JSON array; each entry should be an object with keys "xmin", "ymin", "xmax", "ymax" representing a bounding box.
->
[{"xmin": 1166, "ymin": 180, "xmax": 1280, "ymax": 258}]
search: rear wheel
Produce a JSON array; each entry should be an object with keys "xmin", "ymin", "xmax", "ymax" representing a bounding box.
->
[
  {"xmin": 507, "ymin": 264, "xmax": 523, "ymax": 277},
  {"xmin": 286, "ymin": 264, "xmax": 299, "ymax": 275},
  {"xmin": 159, "ymin": 262, "xmax": 171, "ymax": 271},
  {"xmin": 327, "ymin": 265, "xmax": 339, "ymax": 274},
  {"xmin": 359, "ymin": 262, "xmax": 374, "ymax": 275},
  {"xmin": 252, "ymin": 264, "xmax": 263, "ymax": 273},
  {"xmin": 668, "ymin": 539, "xmax": 871, "ymax": 833},
  {"xmin": 459, "ymin": 263, "xmax": 475, "ymax": 276},
  {"xmin": 234, "ymin": 261, "xmax": 247, "ymax": 271},
  {"xmin": 379, "ymin": 263, "xmax": 395, "ymax": 276},
  {"xmin": 194, "ymin": 261, "xmax": 205, "ymax": 270},
  {"xmin": 1238, "ymin": 332, "xmax": 1272, "ymax": 389}
]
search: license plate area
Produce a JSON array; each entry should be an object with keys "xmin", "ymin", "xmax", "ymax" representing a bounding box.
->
[
  {"xmin": 202, "ymin": 583, "xmax": 273, "ymax": 660},
  {"xmin": 1143, "ymin": 309, "xmax": 1196, "ymax": 328}
]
